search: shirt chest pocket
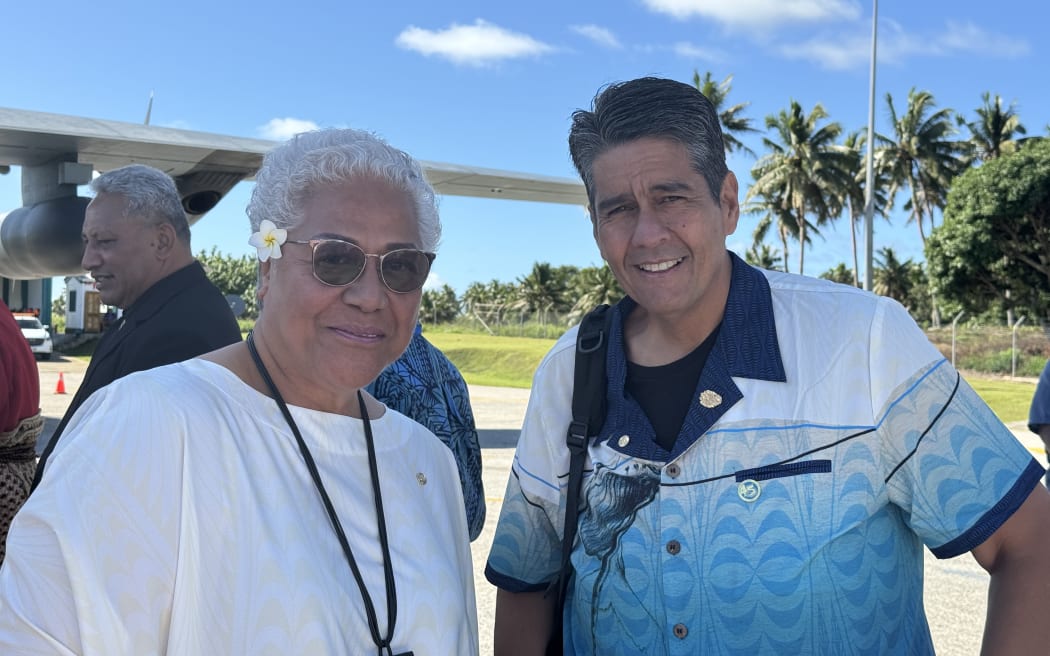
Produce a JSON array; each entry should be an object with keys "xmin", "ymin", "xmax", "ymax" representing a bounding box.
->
[
  {"xmin": 733, "ymin": 459, "xmax": 832, "ymax": 499},
  {"xmin": 725, "ymin": 457, "xmax": 883, "ymax": 548},
  {"xmin": 730, "ymin": 459, "xmax": 834, "ymax": 509}
]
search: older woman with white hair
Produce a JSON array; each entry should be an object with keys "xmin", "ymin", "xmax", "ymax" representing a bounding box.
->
[{"xmin": 0, "ymin": 129, "xmax": 479, "ymax": 655}]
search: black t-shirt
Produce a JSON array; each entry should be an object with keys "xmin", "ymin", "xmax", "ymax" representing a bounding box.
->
[{"xmin": 626, "ymin": 327, "xmax": 719, "ymax": 452}]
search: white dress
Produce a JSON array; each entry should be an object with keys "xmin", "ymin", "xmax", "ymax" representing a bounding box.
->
[{"xmin": 0, "ymin": 359, "xmax": 479, "ymax": 655}]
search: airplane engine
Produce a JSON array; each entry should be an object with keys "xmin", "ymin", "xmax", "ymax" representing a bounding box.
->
[
  {"xmin": 0, "ymin": 170, "xmax": 247, "ymax": 280},
  {"xmin": 0, "ymin": 196, "xmax": 89, "ymax": 279},
  {"xmin": 176, "ymin": 170, "xmax": 243, "ymax": 221}
]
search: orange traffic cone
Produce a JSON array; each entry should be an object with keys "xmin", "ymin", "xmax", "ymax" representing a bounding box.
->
[{"xmin": 55, "ymin": 372, "xmax": 66, "ymax": 395}]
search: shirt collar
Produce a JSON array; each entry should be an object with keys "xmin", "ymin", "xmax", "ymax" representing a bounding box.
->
[
  {"xmin": 123, "ymin": 261, "xmax": 210, "ymax": 325},
  {"xmin": 718, "ymin": 252, "xmax": 786, "ymax": 382},
  {"xmin": 612, "ymin": 251, "xmax": 785, "ymax": 383}
]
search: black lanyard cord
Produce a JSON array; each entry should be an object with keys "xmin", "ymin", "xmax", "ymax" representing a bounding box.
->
[{"xmin": 246, "ymin": 331, "xmax": 398, "ymax": 656}]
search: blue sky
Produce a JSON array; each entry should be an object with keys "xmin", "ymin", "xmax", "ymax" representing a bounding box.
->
[{"xmin": 2, "ymin": 0, "xmax": 1046, "ymax": 300}]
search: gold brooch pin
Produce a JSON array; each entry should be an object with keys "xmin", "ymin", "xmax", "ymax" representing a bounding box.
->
[{"xmin": 699, "ymin": 390, "xmax": 722, "ymax": 408}]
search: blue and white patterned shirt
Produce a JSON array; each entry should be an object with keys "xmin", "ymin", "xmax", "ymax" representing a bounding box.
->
[
  {"xmin": 487, "ymin": 254, "xmax": 1043, "ymax": 655},
  {"xmin": 369, "ymin": 324, "xmax": 485, "ymax": 541}
]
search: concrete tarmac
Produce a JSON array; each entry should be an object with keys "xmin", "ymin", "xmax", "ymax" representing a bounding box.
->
[{"xmin": 31, "ymin": 356, "xmax": 1047, "ymax": 655}]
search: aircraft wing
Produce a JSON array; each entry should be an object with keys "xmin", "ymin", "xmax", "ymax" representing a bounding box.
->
[
  {"xmin": 0, "ymin": 107, "xmax": 273, "ymax": 176},
  {"xmin": 0, "ymin": 107, "xmax": 586, "ymax": 278},
  {"xmin": 0, "ymin": 107, "xmax": 587, "ymax": 204}
]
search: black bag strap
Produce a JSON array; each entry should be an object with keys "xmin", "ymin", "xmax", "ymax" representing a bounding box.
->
[{"xmin": 547, "ymin": 303, "xmax": 612, "ymax": 616}]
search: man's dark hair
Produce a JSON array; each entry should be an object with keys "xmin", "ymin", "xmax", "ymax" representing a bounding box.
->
[{"xmin": 568, "ymin": 76, "xmax": 729, "ymax": 206}]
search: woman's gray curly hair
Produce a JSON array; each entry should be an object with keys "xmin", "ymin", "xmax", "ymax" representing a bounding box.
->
[{"xmin": 247, "ymin": 128, "xmax": 440, "ymax": 252}]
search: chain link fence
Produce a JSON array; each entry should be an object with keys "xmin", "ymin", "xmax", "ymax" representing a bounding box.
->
[
  {"xmin": 451, "ymin": 303, "xmax": 573, "ymax": 339},
  {"xmin": 434, "ymin": 305, "xmax": 1050, "ymax": 378},
  {"xmin": 926, "ymin": 324, "xmax": 1050, "ymax": 378}
]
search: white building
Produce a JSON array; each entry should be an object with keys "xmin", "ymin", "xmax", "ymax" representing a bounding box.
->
[{"xmin": 63, "ymin": 275, "xmax": 111, "ymax": 333}]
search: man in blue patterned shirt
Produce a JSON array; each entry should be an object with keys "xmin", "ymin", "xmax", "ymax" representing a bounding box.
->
[
  {"xmin": 486, "ymin": 77, "xmax": 1050, "ymax": 655},
  {"xmin": 369, "ymin": 322, "xmax": 484, "ymax": 540}
]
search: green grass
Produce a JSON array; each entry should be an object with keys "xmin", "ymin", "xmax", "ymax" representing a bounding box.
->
[
  {"xmin": 425, "ymin": 332, "xmax": 556, "ymax": 389},
  {"xmin": 964, "ymin": 377, "xmax": 1037, "ymax": 424},
  {"xmin": 58, "ymin": 338, "xmax": 97, "ymax": 363},
  {"xmin": 52, "ymin": 324, "xmax": 1042, "ymax": 422},
  {"xmin": 430, "ymin": 332, "xmax": 1041, "ymax": 422}
]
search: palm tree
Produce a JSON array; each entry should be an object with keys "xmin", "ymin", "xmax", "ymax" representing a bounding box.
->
[
  {"xmin": 692, "ymin": 71, "xmax": 759, "ymax": 157},
  {"xmin": 963, "ymin": 91, "xmax": 1027, "ymax": 162},
  {"xmin": 820, "ymin": 263, "xmax": 856, "ymax": 286},
  {"xmin": 841, "ymin": 131, "xmax": 890, "ymax": 287},
  {"xmin": 461, "ymin": 279, "xmax": 516, "ymax": 311},
  {"xmin": 744, "ymin": 243, "xmax": 783, "ymax": 271},
  {"xmin": 879, "ymin": 89, "xmax": 968, "ymax": 327},
  {"xmin": 461, "ymin": 279, "xmax": 518, "ymax": 331},
  {"xmin": 873, "ymin": 247, "xmax": 914, "ymax": 303},
  {"xmin": 567, "ymin": 264, "xmax": 624, "ymax": 323},
  {"xmin": 420, "ymin": 284, "xmax": 459, "ymax": 324},
  {"xmin": 515, "ymin": 262, "xmax": 570, "ymax": 316},
  {"xmin": 877, "ymin": 88, "xmax": 967, "ymax": 246},
  {"xmin": 747, "ymin": 100, "xmax": 854, "ymax": 275},
  {"xmin": 747, "ymin": 186, "xmax": 803, "ymax": 273}
]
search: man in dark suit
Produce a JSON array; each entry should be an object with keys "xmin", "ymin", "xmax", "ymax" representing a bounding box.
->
[{"xmin": 33, "ymin": 164, "xmax": 242, "ymax": 487}]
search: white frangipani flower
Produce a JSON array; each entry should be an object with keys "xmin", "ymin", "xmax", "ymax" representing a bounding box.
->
[{"xmin": 249, "ymin": 220, "xmax": 287, "ymax": 262}]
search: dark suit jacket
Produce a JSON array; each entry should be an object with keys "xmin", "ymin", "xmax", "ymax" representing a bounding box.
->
[{"xmin": 34, "ymin": 261, "xmax": 242, "ymax": 486}]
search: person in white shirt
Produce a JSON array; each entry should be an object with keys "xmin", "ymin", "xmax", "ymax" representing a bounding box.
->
[{"xmin": 0, "ymin": 128, "xmax": 479, "ymax": 656}]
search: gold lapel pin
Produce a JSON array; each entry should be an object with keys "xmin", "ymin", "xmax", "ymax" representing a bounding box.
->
[{"xmin": 699, "ymin": 390, "xmax": 722, "ymax": 408}]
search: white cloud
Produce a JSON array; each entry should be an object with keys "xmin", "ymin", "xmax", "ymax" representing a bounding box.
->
[
  {"xmin": 571, "ymin": 24, "xmax": 621, "ymax": 49},
  {"xmin": 423, "ymin": 271, "xmax": 445, "ymax": 291},
  {"xmin": 777, "ymin": 33, "xmax": 871, "ymax": 70},
  {"xmin": 778, "ymin": 19, "xmax": 1031, "ymax": 71},
  {"xmin": 673, "ymin": 41, "xmax": 726, "ymax": 62},
  {"xmin": 935, "ymin": 21, "xmax": 1030, "ymax": 58},
  {"xmin": 258, "ymin": 117, "xmax": 320, "ymax": 141},
  {"xmin": 643, "ymin": 0, "xmax": 859, "ymax": 29},
  {"xmin": 396, "ymin": 19, "xmax": 554, "ymax": 67}
]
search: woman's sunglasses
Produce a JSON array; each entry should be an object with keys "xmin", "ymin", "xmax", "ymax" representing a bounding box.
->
[{"xmin": 285, "ymin": 239, "xmax": 435, "ymax": 293}]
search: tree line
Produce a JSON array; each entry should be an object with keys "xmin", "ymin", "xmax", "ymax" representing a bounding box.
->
[
  {"xmin": 196, "ymin": 250, "xmax": 627, "ymax": 329},
  {"xmin": 198, "ymin": 70, "xmax": 1050, "ymax": 330},
  {"xmin": 696, "ymin": 71, "xmax": 1048, "ymax": 327}
]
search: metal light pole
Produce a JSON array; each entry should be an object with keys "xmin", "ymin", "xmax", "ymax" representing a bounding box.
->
[
  {"xmin": 1012, "ymin": 316, "xmax": 1027, "ymax": 378},
  {"xmin": 863, "ymin": 0, "xmax": 879, "ymax": 291},
  {"xmin": 951, "ymin": 311, "xmax": 965, "ymax": 367}
]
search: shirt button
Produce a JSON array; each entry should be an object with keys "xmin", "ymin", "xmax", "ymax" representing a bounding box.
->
[
  {"xmin": 666, "ymin": 540, "xmax": 681, "ymax": 555},
  {"xmin": 617, "ymin": 434, "xmax": 630, "ymax": 448},
  {"xmin": 666, "ymin": 463, "xmax": 680, "ymax": 478},
  {"xmin": 673, "ymin": 623, "xmax": 688, "ymax": 639},
  {"xmin": 738, "ymin": 479, "xmax": 762, "ymax": 503}
]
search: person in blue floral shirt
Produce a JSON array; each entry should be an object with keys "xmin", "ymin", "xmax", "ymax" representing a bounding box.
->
[{"xmin": 370, "ymin": 322, "xmax": 484, "ymax": 540}]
